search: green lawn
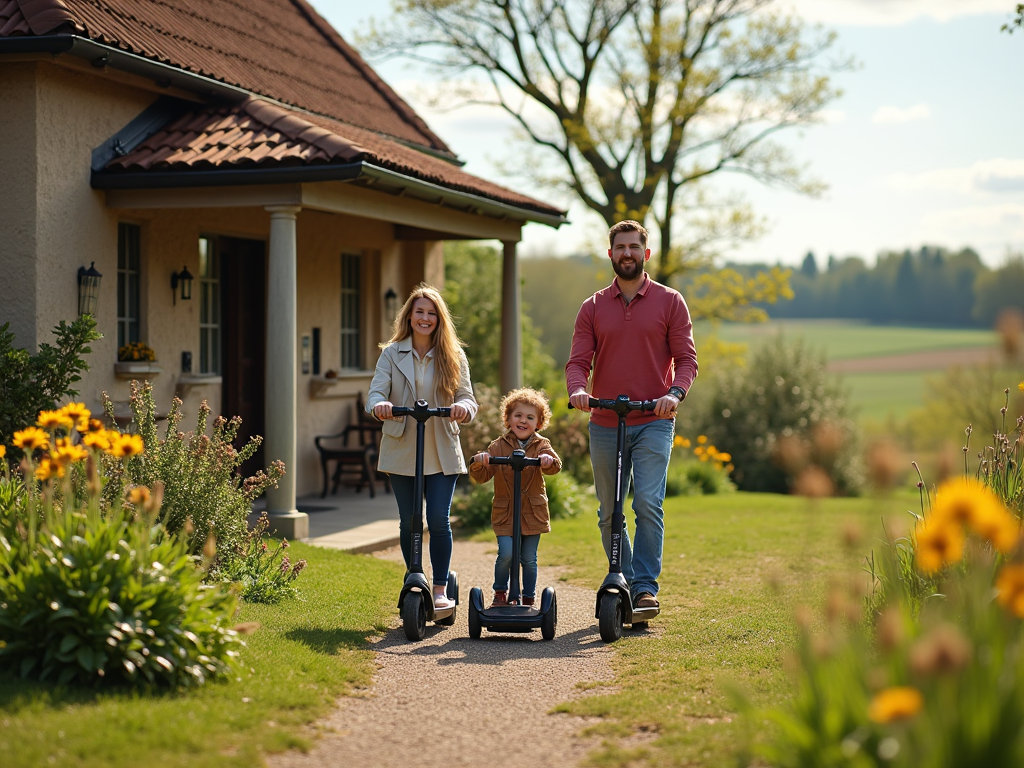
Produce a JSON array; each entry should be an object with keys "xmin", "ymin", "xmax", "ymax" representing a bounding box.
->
[
  {"xmin": 0, "ymin": 542, "xmax": 403, "ymax": 768},
  {"xmin": 706, "ymin": 320, "xmax": 997, "ymax": 361},
  {"xmin": 542, "ymin": 489, "xmax": 910, "ymax": 767},
  {"xmin": 843, "ymin": 370, "xmax": 934, "ymax": 422}
]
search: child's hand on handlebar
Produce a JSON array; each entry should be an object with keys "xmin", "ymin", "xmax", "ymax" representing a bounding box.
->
[
  {"xmin": 569, "ymin": 390, "xmax": 592, "ymax": 412},
  {"xmin": 472, "ymin": 452, "xmax": 490, "ymax": 465},
  {"xmin": 450, "ymin": 403, "xmax": 470, "ymax": 423},
  {"xmin": 373, "ymin": 402, "xmax": 400, "ymax": 421},
  {"xmin": 539, "ymin": 455, "xmax": 554, "ymax": 469}
]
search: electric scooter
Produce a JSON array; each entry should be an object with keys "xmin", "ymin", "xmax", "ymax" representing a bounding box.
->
[
  {"xmin": 573, "ymin": 395, "xmax": 661, "ymax": 642},
  {"xmin": 390, "ymin": 399, "xmax": 459, "ymax": 642},
  {"xmin": 467, "ymin": 450, "xmax": 557, "ymax": 641}
]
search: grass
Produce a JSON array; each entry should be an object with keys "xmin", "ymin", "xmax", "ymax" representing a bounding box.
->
[
  {"xmin": 0, "ymin": 541, "xmax": 403, "ymax": 768},
  {"xmin": 844, "ymin": 370, "xmax": 933, "ymax": 422},
  {"xmin": 541, "ymin": 489, "xmax": 913, "ymax": 767},
  {"xmin": 709, "ymin": 320, "xmax": 997, "ymax": 361}
]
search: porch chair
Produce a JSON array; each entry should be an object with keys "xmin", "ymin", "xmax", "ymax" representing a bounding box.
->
[{"xmin": 314, "ymin": 430, "xmax": 379, "ymax": 498}]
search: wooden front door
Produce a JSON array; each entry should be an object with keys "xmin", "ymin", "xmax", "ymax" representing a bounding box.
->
[{"xmin": 220, "ymin": 236, "xmax": 266, "ymax": 480}]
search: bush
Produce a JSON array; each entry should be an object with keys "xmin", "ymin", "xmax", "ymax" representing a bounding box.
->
[
  {"xmin": 219, "ymin": 512, "xmax": 307, "ymax": 603},
  {"xmin": 665, "ymin": 459, "xmax": 737, "ymax": 497},
  {"xmin": 542, "ymin": 398, "xmax": 593, "ymax": 486},
  {"xmin": 694, "ymin": 334, "xmax": 863, "ymax": 494},
  {"xmin": 450, "ymin": 481, "xmax": 494, "ymax": 531},
  {"xmin": 103, "ymin": 382, "xmax": 285, "ymax": 564},
  {"xmin": 0, "ymin": 423, "xmax": 241, "ymax": 688},
  {"xmin": 0, "ymin": 316, "xmax": 100, "ymax": 449}
]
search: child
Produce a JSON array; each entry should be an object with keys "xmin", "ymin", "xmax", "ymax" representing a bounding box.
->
[{"xmin": 470, "ymin": 388, "xmax": 562, "ymax": 607}]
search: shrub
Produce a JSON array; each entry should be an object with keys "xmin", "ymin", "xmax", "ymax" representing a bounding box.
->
[
  {"xmin": 665, "ymin": 459, "xmax": 737, "ymax": 497},
  {"xmin": 0, "ymin": 316, "xmax": 100, "ymax": 449},
  {"xmin": 103, "ymin": 382, "xmax": 285, "ymax": 563},
  {"xmin": 542, "ymin": 398, "xmax": 593, "ymax": 486},
  {"xmin": 219, "ymin": 512, "xmax": 307, "ymax": 604},
  {"xmin": 694, "ymin": 334, "xmax": 863, "ymax": 494},
  {"xmin": 451, "ymin": 481, "xmax": 494, "ymax": 531}
]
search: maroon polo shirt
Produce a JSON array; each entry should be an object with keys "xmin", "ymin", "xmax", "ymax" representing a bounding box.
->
[{"xmin": 565, "ymin": 273, "xmax": 698, "ymax": 428}]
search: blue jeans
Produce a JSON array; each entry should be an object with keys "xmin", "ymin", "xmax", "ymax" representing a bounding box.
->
[
  {"xmin": 390, "ymin": 473, "xmax": 458, "ymax": 587},
  {"xmin": 589, "ymin": 419, "xmax": 673, "ymax": 597},
  {"xmin": 493, "ymin": 534, "xmax": 541, "ymax": 597}
]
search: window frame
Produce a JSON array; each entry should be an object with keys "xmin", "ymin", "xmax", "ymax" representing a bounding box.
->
[
  {"xmin": 339, "ymin": 251, "xmax": 363, "ymax": 371},
  {"xmin": 116, "ymin": 222, "xmax": 141, "ymax": 352}
]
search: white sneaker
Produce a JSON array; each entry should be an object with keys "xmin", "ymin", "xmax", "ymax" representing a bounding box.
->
[{"xmin": 433, "ymin": 593, "xmax": 455, "ymax": 610}]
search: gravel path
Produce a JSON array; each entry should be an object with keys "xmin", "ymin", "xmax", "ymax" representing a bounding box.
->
[{"xmin": 270, "ymin": 540, "xmax": 614, "ymax": 768}]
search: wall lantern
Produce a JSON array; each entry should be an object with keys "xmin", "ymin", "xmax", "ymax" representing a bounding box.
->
[
  {"xmin": 171, "ymin": 266, "xmax": 194, "ymax": 305},
  {"xmin": 77, "ymin": 262, "xmax": 103, "ymax": 317},
  {"xmin": 384, "ymin": 287, "xmax": 398, "ymax": 325}
]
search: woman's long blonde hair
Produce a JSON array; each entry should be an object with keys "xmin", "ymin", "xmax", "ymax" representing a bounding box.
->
[{"xmin": 383, "ymin": 284, "xmax": 466, "ymax": 403}]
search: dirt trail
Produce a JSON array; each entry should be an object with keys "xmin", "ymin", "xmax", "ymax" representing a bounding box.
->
[
  {"xmin": 827, "ymin": 346, "xmax": 997, "ymax": 374},
  {"xmin": 270, "ymin": 540, "xmax": 616, "ymax": 768}
]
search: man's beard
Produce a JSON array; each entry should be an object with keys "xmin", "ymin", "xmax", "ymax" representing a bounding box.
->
[{"xmin": 612, "ymin": 257, "xmax": 644, "ymax": 281}]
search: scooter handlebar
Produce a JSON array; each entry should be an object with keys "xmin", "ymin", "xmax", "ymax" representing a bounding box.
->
[
  {"xmin": 568, "ymin": 395, "xmax": 659, "ymax": 414},
  {"xmin": 470, "ymin": 449, "xmax": 541, "ymax": 469},
  {"xmin": 390, "ymin": 399, "xmax": 452, "ymax": 419}
]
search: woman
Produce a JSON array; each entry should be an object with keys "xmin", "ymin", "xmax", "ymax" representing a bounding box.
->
[{"xmin": 366, "ymin": 284, "xmax": 477, "ymax": 610}]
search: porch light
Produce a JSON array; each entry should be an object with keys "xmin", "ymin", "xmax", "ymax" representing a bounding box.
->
[
  {"xmin": 77, "ymin": 262, "xmax": 102, "ymax": 317},
  {"xmin": 171, "ymin": 266, "xmax": 193, "ymax": 305},
  {"xmin": 384, "ymin": 287, "xmax": 398, "ymax": 324}
]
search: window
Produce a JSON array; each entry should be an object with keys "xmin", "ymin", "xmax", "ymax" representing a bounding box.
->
[
  {"xmin": 117, "ymin": 223, "xmax": 141, "ymax": 350},
  {"xmin": 198, "ymin": 237, "xmax": 220, "ymax": 374},
  {"xmin": 340, "ymin": 253, "xmax": 362, "ymax": 369}
]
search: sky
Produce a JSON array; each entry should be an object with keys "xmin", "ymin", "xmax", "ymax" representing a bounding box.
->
[{"xmin": 314, "ymin": 0, "xmax": 1024, "ymax": 267}]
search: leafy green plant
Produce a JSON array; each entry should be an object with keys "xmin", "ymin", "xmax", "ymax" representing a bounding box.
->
[
  {"xmin": 0, "ymin": 316, "xmax": 100, "ymax": 449},
  {"xmin": 665, "ymin": 459, "xmax": 737, "ymax": 497},
  {"xmin": 103, "ymin": 382, "xmax": 285, "ymax": 562},
  {"xmin": 219, "ymin": 512, "xmax": 307, "ymax": 603}
]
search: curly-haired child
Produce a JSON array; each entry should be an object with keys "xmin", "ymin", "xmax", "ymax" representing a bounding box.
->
[{"xmin": 470, "ymin": 387, "xmax": 562, "ymax": 606}]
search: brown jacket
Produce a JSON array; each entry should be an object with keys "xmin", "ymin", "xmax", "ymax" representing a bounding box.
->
[{"xmin": 469, "ymin": 432, "xmax": 562, "ymax": 536}]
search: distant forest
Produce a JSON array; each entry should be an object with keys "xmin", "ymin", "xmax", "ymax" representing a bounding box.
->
[{"xmin": 724, "ymin": 246, "xmax": 1024, "ymax": 328}]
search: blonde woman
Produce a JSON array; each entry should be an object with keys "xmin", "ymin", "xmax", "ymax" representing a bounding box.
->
[{"xmin": 367, "ymin": 285, "xmax": 477, "ymax": 610}]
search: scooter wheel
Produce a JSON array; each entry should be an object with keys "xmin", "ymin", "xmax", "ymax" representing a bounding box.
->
[
  {"xmin": 436, "ymin": 571, "xmax": 458, "ymax": 626},
  {"xmin": 598, "ymin": 592, "xmax": 623, "ymax": 643},
  {"xmin": 468, "ymin": 594, "xmax": 482, "ymax": 639},
  {"xmin": 541, "ymin": 591, "xmax": 557, "ymax": 641},
  {"xmin": 402, "ymin": 591, "xmax": 427, "ymax": 642}
]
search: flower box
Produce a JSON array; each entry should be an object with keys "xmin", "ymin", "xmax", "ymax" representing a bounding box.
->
[{"xmin": 114, "ymin": 361, "xmax": 163, "ymax": 380}]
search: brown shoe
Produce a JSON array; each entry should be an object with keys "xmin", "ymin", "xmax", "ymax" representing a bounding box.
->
[
  {"xmin": 635, "ymin": 592, "xmax": 659, "ymax": 609},
  {"xmin": 490, "ymin": 590, "xmax": 508, "ymax": 607},
  {"xmin": 522, "ymin": 596, "xmax": 535, "ymax": 606}
]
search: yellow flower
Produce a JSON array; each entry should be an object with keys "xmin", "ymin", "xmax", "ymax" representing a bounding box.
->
[
  {"xmin": 694, "ymin": 446, "xmax": 706, "ymax": 456},
  {"xmin": 82, "ymin": 431, "xmax": 111, "ymax": 450},
  {"xmin": 60, "ymin": 403, "xmax": 90, "ymax": 426},
  {"xmin": 106, "ymin": 433, "xmax": 144, "ymax": 458},
  {"xmin": 127, "ymin": 486, "xmax": 151, "ymax": 506},
  {"xmin": 718, "ymin": 452, "xmax": 732, "ymax": 463},
  {"xmin": 868, "ymin": 687, "xmax": 923, "ymax": 723},
  {"xmin": 680, "ymin": 437, "xmax": 691, "ymax": 448},
  {"xmin": 972, "ymin": 507, "xmax": 1020, "ymax": 553},
  {"xmin": 1019, "ymin": 381, "xmax": 1024, "ymax": 393},
  {"xmin": 0, "ymin": 445, "xmax": 5, "ymax": 460},
  {"xmin": 53, "ymin": 438, "xmax": 88, "ymax": 465},
  {"xmin": 36, "ymin": 410, "xmax": 73, "ymax": 431},
  {"xmin": 34, "ymin": 456, "xmax": 65, "ymax": 481},
  {"xmin": 915, "ymin": 517, "xmax": 964, "ymax": 574},
  {"xmin": 83, "ymin": 418, "xmax": 105, "ymax": 434},
  {"xmin": 931, "ymin": 477, "xmax": 1005, "ymax": 528},
  {"xmin": 697, "ymin": 435, "xmax": 708, "ymax": 445},
  {"xmin": 12, "ymin": 427, "xmax": 49, "ymax": 451},
  {"xmin": 996, "ymin": 564, "xmax": 1024, "ymax": 618},
  {"xmin": 673, "ymin": 435, "xmax": 684, "ymax": 448}
]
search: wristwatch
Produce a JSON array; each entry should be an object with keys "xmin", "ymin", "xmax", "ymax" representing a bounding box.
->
[{"xmin": 667, "ymin": 386, "xmax": 686, "ymax": 401}]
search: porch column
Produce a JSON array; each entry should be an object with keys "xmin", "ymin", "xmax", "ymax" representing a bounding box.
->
[
  {"xmin": 499, "ymin": 239, "xmax": 522, "ymax": 393},
  {"xmin": 263, "ymin": 205, "xmax": 308, "ymax": 540}
]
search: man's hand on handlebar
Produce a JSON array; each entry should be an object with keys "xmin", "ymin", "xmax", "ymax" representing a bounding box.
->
[
  {"xmin": 373, "ymin": 402, "xmax": 401, "ymax": 421},
  {"xmin": 653, "ymin": 393, "xmax": 680, "ymax": 419},
  {"xmin": 450, "ymin": 403, "xmax": 470, "ymax": 423},
  {"xmin": 569, "ymin": 390, "xmax": 592, "ymax": 412}
]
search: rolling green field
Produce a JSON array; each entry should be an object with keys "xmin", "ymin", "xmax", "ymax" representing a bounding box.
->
[{"xmin": 702, "ymin": 320, "xmax": 999, "ymax": 423}]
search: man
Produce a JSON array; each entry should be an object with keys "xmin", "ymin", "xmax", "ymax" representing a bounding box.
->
[{"xmin": 566, "ymin": 220, "xmax": 698, "ymax": 610}]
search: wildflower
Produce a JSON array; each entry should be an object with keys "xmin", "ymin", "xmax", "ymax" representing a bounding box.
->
[
  {"xmin": 718, "ymin": 452, "xmax": 732, "ymax": 463},
  {"xmin": 281, "ymin": 539, "xmax": 289, "ymax": 549},
  {"xmin": 0, "ymin": 445, "xmax": 5, "ymax": 460},
  {"xmin": 909, "ymin": 624, "xmax": 971, "ymax": 676},
  {"xmin": 1019, "ymin": 381, "xmax": 1024, "ymax": 393},
  {"xmin": 81, "ymin": 431, "xmax": 110, "ymax": 450},
  {"xmin": 291, "ymin": 559, "xmax": 307, "ymax": 578},
  {"xmin": 914, "ymin": 517, "xmax": 964, "ymax": 573},
  {"xmin": 793, "ymin": 465, "xmax": 835, "ymax": 498},
  {"xmin": 60, "ymin": 403, "xmax": 90, "ymax": 428},
  {"xmin": 697, "ymin": 435, "xmax": 708, "ymax": 445},
  {"xmin": 673, "ymin": 435, "xmax": 684, "ymax": 448},
  {"xmin": 868, "ymin": 687, "xmax": 923, "ymax": 723},
  {"xmin": 34, "ymin": 457, "xmax": 65, "ymax": 481},
  {"xmin": 106, "ymin": 433, "xmax": 144, "ymax": 458},
  {"xmin": 53, "ymin": 439, "xmax": 88, "ymax": 465},
  {"xmin": 280, "ymin": 555, "xmax": 291, "ymax": 574},
  {"xmin": 12, "ymin": 427, "xmax": 49, "ymax": 451},
  {"xmin": 972, "ymin": 507, "xmax": 1020, "ymax": 553},
  {"xmin": 83, "ymin": 418, "xmax": 105, "ymax": 433},
  {"xmin": 127, "ymin": 486, "xmax": 151, "ymax": 506},
  {"xmin": 931, "ymin": 476, "xmax": 1002, "ymax": 527},
  {"xmin": 36, "ymin": 409, "xmax": 73, "ymax": 431},
  {"xmin": 996, "ymin": 563, "xmax": 1024, "ymax": 618}
]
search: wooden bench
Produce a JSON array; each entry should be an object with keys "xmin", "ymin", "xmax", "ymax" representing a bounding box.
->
[{"xmin": 315, "ymin": 427, "xmax": 382, "ymax": 498}]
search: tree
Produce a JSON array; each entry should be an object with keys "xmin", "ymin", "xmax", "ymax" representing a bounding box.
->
[
  {"xmin": 364, "ymin": 0, "xmax": 844, "ymax": 281},
  {"xmin": 800, "ymin": 251, "xmax": 818, "ymax": 278}
]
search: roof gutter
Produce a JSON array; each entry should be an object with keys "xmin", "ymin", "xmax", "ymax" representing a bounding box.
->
[{"xmin": 91, "ymin": 162, "xmax": 567, "ymax": 228}]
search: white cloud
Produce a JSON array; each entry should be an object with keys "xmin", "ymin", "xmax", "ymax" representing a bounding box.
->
[
  {"xmin": 783, "ymin": 0, "xmax": 1009, "ymax": 26},
  {"xmin": 872, "ymin": 103, "xmax": 930, "ymax": 124},
  {"xmin": 888, "ymin": 159, "xmax": 1024, "ymax": 195}
]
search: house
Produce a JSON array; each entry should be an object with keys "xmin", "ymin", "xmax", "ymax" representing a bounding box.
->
[{"xmin": 0, "ymin": 0, "xmax": 565, "ymax": 538}]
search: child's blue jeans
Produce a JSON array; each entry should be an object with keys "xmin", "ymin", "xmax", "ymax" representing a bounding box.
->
[{"xmin": 493, "ymin": 534, "xmax": 541, "ymax": 597}]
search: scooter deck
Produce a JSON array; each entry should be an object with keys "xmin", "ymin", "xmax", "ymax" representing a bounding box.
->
[
  {"xmin": 478, "ymin": 606, "xmax": 545, "ymax": 633},
  {"xmin": 628, "ymin": 605, "xmax": 660, "ymax": 624}
]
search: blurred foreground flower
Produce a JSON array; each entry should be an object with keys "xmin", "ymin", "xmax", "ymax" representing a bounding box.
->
[{"xmin": 868, "ymin": 687, "xmax": 923, "ymax": 724}]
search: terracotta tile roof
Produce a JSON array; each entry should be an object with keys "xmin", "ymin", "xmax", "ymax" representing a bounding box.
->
[
  {"xmin": 0, "ymin": 0, "xmax": 452, "ymax": 155},
  {"xmin": 102, "ymin": 98, "xmax": 565, "ymax": 218}
]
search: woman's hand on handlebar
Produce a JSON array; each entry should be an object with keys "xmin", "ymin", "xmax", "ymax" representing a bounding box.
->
[
  {"xmin": 569, "ymin": 390, "xmax": 592, "ymax": 412},
  {"xmin": 373, "ymin": 402, "xmax": 399, "ymax": 421},
  {"xmin": 653, "ymin": 393, "xmax": 680, "ymax": 419},
  {"xmin": 450, "ymin": 403, "xmax": 470, "ymax": 423},
  {"xmin": 472, "ymin": 452, "xmax": 490, "ymax": 465}
]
